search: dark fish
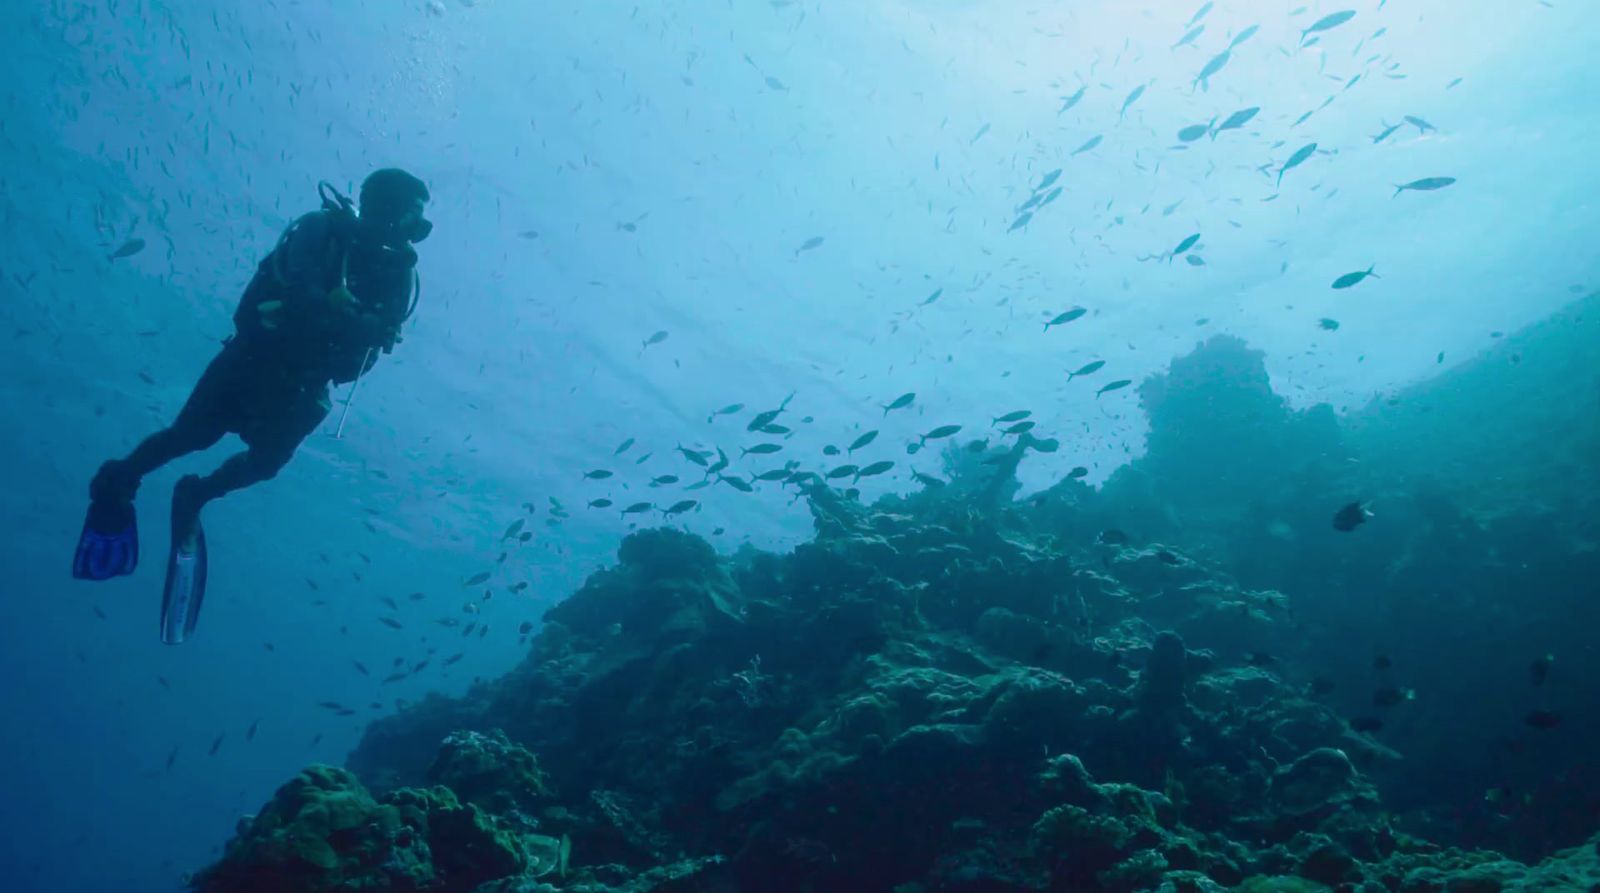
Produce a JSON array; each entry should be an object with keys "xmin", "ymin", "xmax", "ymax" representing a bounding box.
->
[
  {"xmin": 1278, "ymin": 143, "xmax": 1317, "ymax": 187},
  {"xmin": 912, "ymin": 471, "xmax": 947, "ymax": 488},
  {"xmin": 919, "ymin": 288, "xmax": 943, "ymax": 307},
  {"xmin": 1177, "ymin": 123, "xmax": 1211, "ymax": 143},
  {"xmin": 613, "ymin": 437, "xmax": 635, "ymax": 455},
  {"xmin": 822, "ymin": 445, "xmax": 840, "ymax": 456},
  {"xmin": 108, "ymin": 238, "xmax": 146, "ymax": 260},
  {"xmin": 1071, "ymin": 135, "xmax": 1103, "ymax": 156},
  {"xmin": 353, "ymin": 661, "xmax": 369, "ymax": 676},
  {"xmin": 519, "ymin": 621, "xmax": 534, "ymax": 635},
  {"xmin": 1332, "ymin": 501, "xmax": 1370, "ymax": 531},
  {"xmin": 1171, "ymin": 233, "xmax": 1201, "ymax": 257},
  {"xmin": 588, "ymin": 498, "xmax": 613, "ymax": 508},
  {"xmin": 641, "ymin": 330, "xmax": 669, "ymax": 350},
  {"xmin": 165, "ymin": 746, "xmax": 179, "ymax": 770},
  {"xmin": 649, "ymin": 474, "xmax": 680, "ymax": 485},
  {"xmin": 1301, "ymin": 10, "xmax": 1356, "ymax": 43},
  {"xmin": 881, "ymin": 392, "xmax": 915, "ymax": 416},
  {"xmin": 1057, "ymin": 86, "xmax": 1086, "ymax": 115},
  {"xmin": 1028, "ymin": 437, "xmax": 1060, "ymax": 453},
  {"xmin": 1068, "ymin": 360, "xmax": 1105, "ymax": 379},
  {"xmin": 1036, "ymin": 169, "xmax": 1062, "ymax": 191},
  {"xmin": 849, "ymin": 430, "xmax": 879, "ymax": 452},
  {"xmin": 719, "ymin": 475, "xmax": 754, "ymax": 492},
  {"xmin": 825, "ymin": 464, "xmax": 859, "ymax": 480},
  {"xmin": 1185, "ymin": 254, "xmax": 1206, "ymax": 267},
  {"xmin": 621, "ymin": 501, "xmax": 654, "ymax": 515},
  {"xmin": 1119, "ymin": 84, "xmax": 1146, "ymax": 119},
  {"xmin": 1096, "ymin": 379, "xmax": 1133, "ymax": 398},
  {"xmin": 582, "ymin": 469, "xmax": 614, "ymax": 480},
  {"xmin": 208, "ymin": 734, "xmax": 224, "ymax": 756},
  {"xmin": 795, "ymin": 236, "xmax": 824, "ymax": 256},
  {"xmin": 1319, "ymin": 318, "xmax": 1341, "ymax": 331},
  {"xmin": 677, "ymin": 444, "xmax": 711, "ymax": 466},
  {"xmin": 1332, "ymin": 266, "xmax": 1378, "ymax": 289},
  {"xmin": 1529, "ymin": 654, "xmax": 1553, "ymax": 687},
  {"xmin": 502, "ymin": 519, "xmax": 525, "ymax": 540},
  {"xmin": 1373, "ymin": 686, "xmax": 1413, "ymax": 708},
  {"xmin": 741, "ymin": 443, "xmax": 782, "ymax": 456},
  {"xmin": 1394, "ymin": 177, "xmax": 1456, "ymax": 196},
  {"xmin": 993, "ymin": 410, "xmax": 1031, "ymax": 424},
  {"xmin": 662, "ymin": 499, "xmax": 699, "ymax": 516},
  {"xmin": 1403, "ymin": 115, "xmax": 1436, "ymax": 133},
  {"xmin": 245, "ymin": 720, "xmax": 259, "ymax": 741},
  {"xmin": 1372, "ymin": 121, "xmax": 1402, "ymax": 144},
  {"xmin": 1045, "ymin": 307, "xmax": 1087, "ymax": 330},
  {"xmin": 1212, "ymin": 107, "xmax": 1258, "ymax": 137},
  {"xmin": 1524, "ymin": 709, "xmax": 1562, "ymax": 730},
  {"xmin": 444, "ymin": 653, "xmax": 464, "ymax": 666},
  {"xmin": 1193, "ymin": 50, "xmax": 1230, "ymax": 90},
  {"xmin": 1067, "ymin": 466, "xmax": 1089, "ymax": 479},
  {"xmin": 379, "ymin": 617, "xmax": 403, "ymax": 630},
  {"xmin": 1003, "ymin": 420, "xmax": 1035, "ymax": 435},
  {"xmin": 920, "ymin": 424, "xmax": 962, "ymax": 441},
  {"xmin": 855, "ymin": 460, "xmax": 895, "ymax": 479}
]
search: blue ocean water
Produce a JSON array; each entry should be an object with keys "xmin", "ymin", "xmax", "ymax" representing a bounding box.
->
[{"xmin": 1, "ymin": 1, "xmax": 1597, "ymax": 891}]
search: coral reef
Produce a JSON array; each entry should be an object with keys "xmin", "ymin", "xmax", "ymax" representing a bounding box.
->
[{"xmin": 193, "ymin": 329, "xmax": 1600, "ymax": 892}]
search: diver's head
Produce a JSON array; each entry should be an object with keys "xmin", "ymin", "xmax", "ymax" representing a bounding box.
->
[{"xmin": 358, "ymin": 168, "xmax": 432, "ymax": 248}]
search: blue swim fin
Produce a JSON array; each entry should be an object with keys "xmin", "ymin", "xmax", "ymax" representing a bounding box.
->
[
  {"xmin": 160, "ymin": 477, "xmax": 208, "ymax": 645},
  {"xmin": 73, "ymin": 497, "xmax": 138, "ymax": 580}
]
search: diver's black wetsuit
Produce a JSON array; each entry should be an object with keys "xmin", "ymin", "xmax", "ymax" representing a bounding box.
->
[{"xmin": 98, "ymin": 209, "xmax": 417, "ymax": 505}]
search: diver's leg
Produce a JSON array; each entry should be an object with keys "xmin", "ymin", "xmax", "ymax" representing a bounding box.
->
[
  {"xmin": 183, "ymin": 446, "xmax": 293, "ymax": 507},
  {"xmin": 92, "ymin": 346, "xmax": 237, "ymax": 502}
]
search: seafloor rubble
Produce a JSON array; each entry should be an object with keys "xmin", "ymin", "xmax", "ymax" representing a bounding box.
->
[{"xmin": 194, "ymin": 323, "xmax": 1600, "ymax": 892}]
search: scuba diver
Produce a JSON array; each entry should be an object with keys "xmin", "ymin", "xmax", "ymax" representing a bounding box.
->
[{"xmin": 72, "ymin": 168, "xmax": 432, "ymax": 644}]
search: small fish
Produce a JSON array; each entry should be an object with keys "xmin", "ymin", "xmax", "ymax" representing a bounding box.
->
[
  {"xmin": 1319, "ymin": 318, "xmax": 1341, "ymax": 331},
  {"xmin": 1301, "ymin": 10, "xmax": 1356, "ymax": 43},
  {"xmin": 1068, "ymin": 360, "xmax": 1106, "ymax": 380},
  {"xmin": 1373, "ymin": 686, "xmax": 1414, "ymax": 708},
  {"xmin": 1037, "ymin": 169, "xmax": 1063, "ymax": 191},
  {"xmin": 1028, "ymin": 437, "xmax": 1060, "ymax": 453},
  {"xmin": 1351, "ymin": 716, "xmax": 1384, "ymax": 733},
  {"xmin": 1177, "ymin": 123, "xmax": 1211, "ymax": 143},
  {"xmin": 1228, "ymin": 24, "xmax": 1260, "ymax": 49},
  {"xmin": 708, "ymin": 403, "xmax": 744, "ymax": 422},
  {"xmin": 1172, "ymin": 25, "xmax": 1204, "ymax": 50},
  {"xmin": 165, "ymin": 746, "xmax": 179, "ymax": 770},
  {"xmin": 464, "ymin": 571, "xmax": 491, "ymax": 587},
  {"xmin": 519, "ymin": 621, "xmax": 535, "ymax": 635},
  {"xmin": 993, "ymin": 410, "xmax": 1031, "ymax": 425},
  {"xmin": 662, "ymin": 499, "xmax": 699, "ymax": 516},
  {"xmin": 1045, "ymin": 308, "xmax": 1087, "ymax": 330},
  {"xmin": 1056, "ymin": 87, "xmax": 1087, "ymax": 115},
  {"xmin": 353, "ymin": 661, "xmax": 370, "ymax": 676},
  {"xmin": 848, "ymin": 430, "xmax": 879, "ymax": 453},
  {"xmin": 1212, "ymin": 106, "xmax": 1258, "ymax": 137},
  {"xmin": 677, "ymin": 445, "xmax": 711, "ymax": 466},
  {"xmin": 912, "ymin": 471, "xmax": 947, "ymax": 488},
  {"xmin": 741, "ymin": 443, "xmax": 783, "ymax": 456},
  {"xmin": 1332, "ymin": 501, "xmax": 1370, "ymax": 531},
  {"xmin": 641, "ymin": 330, "xmax": 669, "ymax": 350},
  {"xmin": 1332, "ymin": 266, "xmax": 1378, "ymax": 289},
  {"xmin": 613, "ymin": 437, "xmax": 635, "ymax": 455},
  {"xmin": 1003, "ymin": 420, "xmax": 1036, "ymax": 435},
  {"xmin": 1071, "ymin": 135, "xmax": 1103, "ymax": 156},
  {"xmin": 1096, "ymin": 379, "xmax": 1133, "ymax": 398},
  {"xmin": 720, "ymin": 475, "xmax": 754, "ymax": 492},
  {"xmin": 588, "ymin": 498, "xmax": 613, "ymax": 509},
  {"xmin": 881, "ymin": 392, "xmax": 915, "ymax": 416},
  {"xmin": 502, "ymin": 519, "xmax": 525, "ymax": 540},
  {"xmin": 379, "ymin": 617, "xmax": 403, "ymax": 630},
  {"xmin": 620, "ymin": 501, "xmax": 654, "ymax": 515},
  {"xmin": 1119, "ymin": 85, "xmax": 1145, "ymax": 120},
  {"xmin": 764, "ymin": 75, "xmax": 787, "ymax": 91},
  {"xmin": 649, "ymin": 474, "xmax": 680, "ymax": 486},
  {"xmin": 919, "ymin": 288, "xmax": 943, "ymax": 307},
  {"xmin": 1008, "ymin": 212, "xmax": 1034, "ymax": 233},
  {"xmin": 795, "ymin": 236, "xmax": 825, "ymax": 256},
  {"xmin": 1403, "ymin": 115, "xmax": 1436, "ymax": 133},
  {"xmin": 444, "ymin": 653, "xmax": 464, "ymax": 666},
  {"xmin": 209, "ymin": 734, "xmax": 224, "ymax": 756},
  {"xmin": 854, "ymin": 460, "xmax": 895, "ymax": 480},
  {"xmin": 246, "ymin": 720, "xmax": 259, "ymax": 741},
  {"xmin": 1277, "ymin": 143, "xmax": 1318, "ymax": 187},
  {"xmin": 583, "ymin": 469, "xmax": 614, "ymax": 480},
  {"xmin": 1371, "ymin": 121, "xmax": 1402, "ymax": 144},
  {"xmin": 825, "ymin": 464, "xmax": 859, "ymax": 480},
  {"xmin": 920, "ymin": 424, "xmax": 962, "ymax": 442},
  {"xmin": 1393, "ymin": 177, "xmax": 1456, "ymax": 197},
  {"xmin": 108, "ymin": 238, "xmax": 145, "ymax": 260},
  {"xmin": 1529, "ymin": 654, "xmax": 1554, "ymax": 687},
  {"xmin": 1185, "ymin": 254, "xmax": 1206, "ymax": 267},
  {"xmin": 1067, "ymin": 466, "xmax": 1089, "ymax": 480},
  {"xmin": 1194, "ymin": 51, "xmax": 1230, "ymax": 91},
  {"xmin": 1524, "ymin": 709, "xmax": 1562, "ymax": 730},
  {"xmin": 970, "ymin": 123, "xmax": 991, "ymax": 144},
  {"xmin": 1171, "ymin": 233, "xmax": 1201, "ymax": 258},
  {"xmin": 1187, "ymin": 2, "xmax": 1213, "ymax": 26}
]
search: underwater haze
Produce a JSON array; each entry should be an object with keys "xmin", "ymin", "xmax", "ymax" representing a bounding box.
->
[{"xmin": 2, "ymin": 0, "xmax": 1599, "ymax": 891}]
